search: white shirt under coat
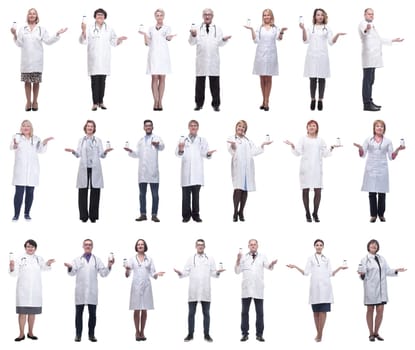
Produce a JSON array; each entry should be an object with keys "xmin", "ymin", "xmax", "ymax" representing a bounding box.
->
[
  {"xmin": 72, "ymin": 136, "xmax": 106, "ymax": 189},
  {"xmin": 292, "ymin": 136, "xmax": 331, "ymax": 189},
  {"xmin": 360, "ymin": 254, "xmax": 397, "ymax": 305},
  {"xmin": 180, "ymin": 254, "xmax": 218, "ymax": 302},
  {"xmin": 80, "ymin": 22, "xmax": 118, "ymax": 75},
  {"xmin": 235, "ymin": 252, "xmax": 272, "ymax": 299},
  {"xmin": 11, "ymin": 134, "xmax": 47, "ymax": 186},
  {"xmin": 67, "ymin": 254, "xmax": 111, "ymax": 305},
  {"xmin": 175, "ymin": 135, "xmax": 211, "ymax": 187},
  {"xmin": 303, "ymin": 25, "xmax": 334, "ymax": 78},
  {"xmin": 304, "ymin": 254, "xmax": 334, "ymax": 305},
  {"xmin": 129, "ymin": 134, "xmax": 165, "ymax": 183},
  {"xmin": 360, "ymin": 136, "xmax": 393, "ymax": 193},
  {"xmin": 189, "ymin": 23, "xmax": 227, "ymax": 76},
  {"xmin": 359, "ymin": 20, "xmax": 392, "ymax": 68},
  {"xmin": 228, "ymin": 136, "xmax": 263, "ymax": 191},
  {"xmin": 15, "ymin": 25, "xmax": 60, "ymax": 73},
  {"xmin": 10, "ymin": 254, "xmax": 51, "ymax": 307}
]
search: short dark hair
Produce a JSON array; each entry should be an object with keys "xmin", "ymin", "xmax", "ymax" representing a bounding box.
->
[
  {"xmin": 143, "ymin": 119, "xmax": 153, "ymax": 126},
  {"xmin": 367, "ymin": 239, "xmax": 379, "ymax": 253},
  {"xmin": 94, "ymin": 8, "xmax": 107, "ymax": 19},
  {"xmin": 135, "ymin": 239, "xmax": 148, "ymax": 252},
  {"xmin": 314, "ymin": 239, "xmax": 324, "ymax": 246},
  {"xmin": 195, "ymin": 238, "xmax": 205, "ymax": 246},
  {"xmin": 83, "ymin": 238, "xmax": 93, "ymax": 246},
  {"xmin": 83, "ymin": 120, "xmax": 96, "ymax": 134},
  {"xmin": 24, "ymin": 239, "xmax": 37, "ymax": 249},
  {"xmin": 188, "ymin": 120, "xmax": 199, "ymax": 127}
]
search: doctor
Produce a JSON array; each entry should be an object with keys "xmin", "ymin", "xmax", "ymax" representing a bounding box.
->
[
  {"xmin": 358, "ymin": 239, "xmax": 406, "ymax": 342},
  {"xmin": 359, "ymin": 8, "xmax": 403, "ymax": 111},
  {"xmin": 124, "ymin": 120, "xmax": 165, "ymax": 222},
  {"xmin": 11, "ymin": 8, "xmax": 67, "ymax": 111},
  {"xmin": 64, "ymin": 239, "xmax": 113, "ymax": 342},
  {"xmin": 176, "ymin": 120, "xmax": 216, "ymax": 222},
  {"xmin": 174, "ymin": 239, "xmax": 224, "ymax": 342},
  {"xmin": 11, "ymin": 120, "xmax": 53, "ymax": 221},
  {"xmin": 353, "ymin": 120, "xmax": 405, "ymax": 222},
  {"xmin": 287, "ymin": 239, "xmax": 347, "ymax": 342},
  {"xmin": 80, "ymin": 8, "xmax": 127, "ymax": 111},
  {"xmin": 189, "ymin": 8, "xmax": 231, "ymax": 112},
  {"xmin": 235, "ymin": 239, "xmax": 277, "ymax": 342},
  {"xmin": 9, "ymin": 239, "xmax": 55, "ymax": 342},
  {"xmin": 65, "ymin": 120, "xmax": 113, "ymax": 223}
]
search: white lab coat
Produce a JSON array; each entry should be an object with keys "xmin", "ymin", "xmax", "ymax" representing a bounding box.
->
[
  {"xmin": 175, "ymin": 136, "xmax": 210, "ymax": 187},
  {"xmin": 146, "ymin": 25, "xmax": 172, "ymax": 75},
  {"xmin": 67, "ymin": 254, "xmax": 111, "ymax": 305},
  {"xmin": 235, "ymin": 252, "xmax": 272, "ymax": 299},
  {"xmin": 129, "ymin": 134, "xmax": 165, "ymax": 183},
  {"xmin": 360, "ymin": 137, "xmax": 393, "ymax": 193},
  {"xmin": 189, "ymin": 23, "xmax": 227, "ymax": 76},
  {"xmin": 252, "ymin": 26, "xmax": 280, "ymax": 76},
  {"xmin": 292, "ymin": 136, "xmax": 331, "ymax": 189},
  {"xmin": 15, "ymin": 25, "xmax": 60, "ymax": 73},
  {"xmin": 72, "ymin": 136, "xmax": 106, "ymax": 188},
  {"xmin": 80, "ymin": 22, "xmax": 118, "ymax": 75},
  {"xmin": 228, "ymin": 136, "xmax": 263, "ymax": 191},
  {"xmin": 10, "ymin": 254, "xmax": 51, "ymax": 307},
  {"xmin": 304, "ymin": 254, "xmax": 334, "ymax": 305},
  {"xmin": 303, "ymin": 25, "xmax": 334, "ymax": 78},
  {"xmin": 128, "ymin": 255, "xmax": 157, "ymax": 310},
  {"xmin": 360, "ymin": 254, "xmax": 397, "ymax": 305},
  {"xmin": 359, "ymin": 20, "xmax": 392, "ymax": 68},
  {"xmin": 11, "ymin": 134, "xmax": 47, "ymax": 186},
  {"xmin": 181, "ymin": 254, "xmax": 218, "ymax": 302}
]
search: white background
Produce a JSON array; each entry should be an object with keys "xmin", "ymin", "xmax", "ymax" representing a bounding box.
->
[{"xmin": 1, "ymin": 0, "xmax": 412, "ymax": 349}]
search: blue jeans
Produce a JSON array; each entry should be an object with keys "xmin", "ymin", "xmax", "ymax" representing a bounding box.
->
[
  {"xmin": 139, "ymin": 183, "xmax": 159, "ymax": 215},
  {"xmin": 14, "ymin": 186, "xmax": 34, "ymax": 218},
  {"xmin": 75, "ymin": 304, "xmax": 97, "ymax": 337},
  {"xmin": 241, "ymin": 298, "xmax": 264, "ymax": 337},
  {"xmin": 188, "ymin": 301, "xmax": 210, "ymax": 336},
  {"xmin": 362, "ymin": 68, "xmax": 376, "ymax": 105}
]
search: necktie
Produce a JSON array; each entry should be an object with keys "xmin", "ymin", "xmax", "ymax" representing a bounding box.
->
[
  {"xmin": 206, "ymin": 24, "xmax": 209, "ymax": 33},
  {"xmin": 252, "ymin": 253, "xmax": 256, "ymax": 260}
]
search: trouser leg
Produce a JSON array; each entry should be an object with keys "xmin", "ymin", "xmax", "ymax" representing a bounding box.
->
[
  {"xmin": 209, "ymin": 76, "xmax": 220, "ymax": 107},
  {"xmin": 78, "ymin": 188, "xmax": 89, "ymax": 220},
  {"xmin": 377, "ymin": 193, "xmax": 386, "ymax": 217},
  {"xmin": 75, "ymin": 304, "xmax": 85, "ymax": 337},
  {"xmin": 139, "ymin": 183, "xmax": 148, "ymax": 215},
  {"xmin": 318, "ymin": 78, "xmax": 326, "ymax": 99},
  {"xmin": 362, "ymin": 68, "xmax": 375, "ymax": 105},
  {"xmin": 201, "ymin": 301, "xmax": 211, "ymax": 336},
  {"xmin": 87, "ymin": 304, "xmax": 97, "ymax": 337},
  {"xmin": 191, "ymin": 185, "xmax": 201, "ymax": 219},
  {"xmin": 182, "ymin": 187, "xmax": 192, "ymax": 220},
  {"xmin": 310, "ymin": 78, "xmax": 317, "ymax": 99},
  {"xmin": 150, "ymin": 183, "xmax": 159, "ymax": 215},
  {"xmin": 91, "ymin": 76, "xmax": 100, "ymax": 104},
  {"xmin": 254, "ymin": 298, "xmax": 264, "ymax": 337},
  {"xmin": 241, "ymin": 298, "xmax": 251, "ymax": 335},
  {"xmin": 24, "ymin": 186, "xmax": 34, "ymax": 215},
  {"xmin": 13, "ymin": 185, "xmax": 25, "ymax": 218},
  {"xmin": 187, "ymin": 302, "xmax": 197, "ymax": 336},
  {"xmin": 195, "ymin": 76, "xmax": 206, "ymax": 107},
  {"xmin": 369, "ymin": 192, "xmax": 378, "ymax": 217}
]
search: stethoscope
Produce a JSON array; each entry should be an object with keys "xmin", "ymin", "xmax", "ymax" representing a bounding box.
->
[
  {"xmin": 200, "ymin": 23, "xmax": 216, "ymax": 37},
  {"xmin": 193, "ymin": 254, "xmax": 209, "ymax": 267},
  {"xmin": 80, "ymin": 254, "xmax": 98, "ymax": 268},
  {"xmin": 312, "ymin": 24, "xmax": 328, "ymax": 34},
  {"xmin": 15, "ymin": 133, "xmax": 36, "ymax": 145},
  {"xmin": 314, "ymin": 253, "xmax": 326, "ymax": 267},
  {"xmin": 93, "ymin": 22, "xmax": 107, "ymax": 36},
  {"xmin": 24, "ymin": 25, "xmax": 41, "ymax": 36},
  {"xmin": 258, "ymin": 25, "xmax": 277, "ymax": 40},
  {"xmin": 136, "ymin": 254, "xmax": 148, "ymax": 267},
  {"xmin": 19, "ymin": 255, "xmax": 40, "ymax": 266},
  {"xmin": 370, "ymin": 136, "xmax": 384, "ymax": 150},
  {"xmin": 81, "ymin": 136, "xmax": 97, "ymax": 149}
]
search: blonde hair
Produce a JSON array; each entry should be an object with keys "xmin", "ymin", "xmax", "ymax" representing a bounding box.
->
[
  {"xmin": 20, "ymin": 120, "xmax": 34, "ymax": 137},
  {"xmin": 154, "ymin": 8, "xmax": 165, "ymax": 17},
  {"xmin": 235, "ymin": 120, "xmax": 248, "ymax": 134},
  {"xmin": 262, "ymin": 9, "xmax": 275, "ymax": 26},
  {"xmin": 373, "ymin": 120, "xmax": 386, "ymax": 135},
  {"xmin": 26, "ymin": 8, "xmax": 39, "ymax": 24}
]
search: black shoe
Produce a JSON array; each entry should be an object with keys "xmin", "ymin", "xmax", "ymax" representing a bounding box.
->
[
  {"xmin": 238, "ymin": 212, "xmax": 245, "ymax": 222},
  {"xmin": 135, "ymin": 215, "xmax": 147, "ymax": 222},
  {"xmin": 15, "ymin": 336, "xmax": 25, "ymax": 342},
  {"xmin": 194, "ymin": 106, "xmax": 202, "ymax": 111},
  {"xmin": 31, "ymin": 103, "xmax": 38, "ymax": 111},
  {"xmin": 263, "ymin": 106, "xmax": 269, "ymax": 111},
  {"xmin": 310, "ymin": 100, "xmax": 316, "ymax": 110},
  {"xmin": 370, "ymin": 216, "xmax": 377, "ymax": 223},
  {"xmin": 379, "ymin": 216, "xmax": 386, "ymax": 222},
  {"xmin": 89, "ymin": 336, "xmax": 97, "ymax": 342},
  {"xmin": 151, "ymin": 215, "xmax": 160, "ymax": 222},
  {"xmin": 99, "ymin": 104, "xmax": 107, "ymax": 110},
  {"xmin": 90, "ymin": 218, "xmax": 96, "ymax": 223},
  {"xmin": 306, "ymin": 214, "xmax": 312, "ymax": 223},
  {"xmin": 27, "ymin": 334, "xmax": 38, "ymax": 340},
  {"xmin": 374, "ymin": 334, "xmax": 384, "ymax": 341},
  {"xmin": 24, "ymin": 214, "xmax": 32, "ymax": 221},
  {"xmin": 204, "ymin": 334, "xmax": 213, "ymax": 342},
  {"xmin": 213, "ymin": 106, "xmax": 220, "ymax": 112},
  {"xmin": 256, "ymin": 336, "xmax": 265, "ymax": 342},
  {"xmin": 182, "ymin": 217, "xmax": 191, "ymax": 223},
  {"xmin": 240, "ymin": 334, "xmax": 249, "ymax": 342},
  {"xmin": 81, "ymin": 218, "xmax": 88, "ymax": 223},
  {"xmin": 369, "ymin": 335, "xmax": 375, "ymax": 342},
  {"xmin": 317, "ymin": 100, "xmax": 323, "ymax": 111},
  {"xmin": 184, "ymin": 334, "xmax": 193, "ymax": 342},
  {"xmin": 363, "ymin": 104, "xmax": 380, "ymax": 111},
  {"xmin": 371, "ymin": 102, "xmax": 382, "ymax": 109},
  {"xmin": 91, "ymin": 104, "xmax": 98, "ymax": 111},
  {"xmin": 74, "ymin": 335, "xmax": 81, "ymax": 342},
  {"xmin": 233, "ymin": 214, "xmax": 238, "ymax": 222},
  {"xmin": 312, "ymin": 213, "xmax": 320, "ymax": 223},
  {"xmin": 259, "ymin": 105, "xmax": 265, "ymax": 110},
  {"xmin": 193, "ymin": 217, "xmax": 203, "ymax": 222}
]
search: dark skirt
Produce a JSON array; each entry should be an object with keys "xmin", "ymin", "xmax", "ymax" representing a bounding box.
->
[
  {"xmin": 16, "ymin": 306, "xmax": 42, "ymax": 314},
  {"xmin": 21, "ymin": 72, "xmax": 42, "ymax": 83},
  {"xmin": 311, "ymin": 303, "xmax": 331, "ymax": 312}
]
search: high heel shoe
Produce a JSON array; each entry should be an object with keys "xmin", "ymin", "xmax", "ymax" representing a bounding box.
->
[
  {"xmin": 31, "ymin": 102, "xmax": 38, "ymax": 111},
  {"xmin": 312, "ymin": 213, "xmax": 320, "ymax": 223},
  {"xmin": 259, "ymin": 105, "xmax": 265, "ymax": 110},
  {"xmin": 306, "ymin": 214, "xmax": 312, "ymax": 223},
  {"xmin": 263, "ymin": 106, "xmax": 269, "ymax": 111},
  {"xmin": 238, "ymin": 212, "xmax": 245, "ymax": 222},
  {"xmin": 25, "ymin": 103, "xmax": 32, "ymax": 112}
]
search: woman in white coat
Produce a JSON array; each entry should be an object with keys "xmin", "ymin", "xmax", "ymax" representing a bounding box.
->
[
  {"xmin": 300, "ymin": 9, "xmax": 345, "ymax": 111},
  {"xmin": 80, "ymin": 8, "xmax": 127, "ymax": 111},
  {"xmin": 353, "ymin": 120, "xmax": 405, "ymax": 222},
  {"xmin": 287, "ymin": 239, "xmax": 347, "ymax": 342},
  {"xmin": 125, "ymin": 239, "xmax": 164, "ymax": 341},
  {"xmin": 139, "ymin": 9, "xmax": 175, "ymax": 111},
  {"xmin": 244, "ymin": 9, "xmax": 287, "ymax": 111},
  {"xmin": 9, "ymin": 239, "xmax": 55, "ymax": 341},
  {"xmin": 65, "ymin": 120, "xmax": 113, "ymax": 222},
  {"xmin": 227, "ymin": 120, "xmax": 272, "ymax": 222},
  {"xmin": 358, "ymin": 239, "xmax": 406, "ymax": 341},
  {"xmin": 284, "ymin": 120, "xmax": 338, "ymax": 222},
  {"xmin": 11, "ymin": 120, "xmax": 53, "ymax": 221},
  {"xmin": 11, "ymin": 8, "xmax": 67, "ymax": 111}
]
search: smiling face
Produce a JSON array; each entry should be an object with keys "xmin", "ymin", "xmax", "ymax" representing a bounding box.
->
[
  {"xmin": 27, "ymin": 9, "xmax": 39, "ymax": 25},
  {"xmin": 188, "ymin": 121, "xmax": 199, "ymax": 137},
  {"xmin": 144, "ymin": 121, "xmax": 153, "ymax": 135},
  {"xmin": 20, "ymin": 120, "xmax": 33, "ymax": 137},
  {"xmin": 83, "ymin": 240, "xmax": 93, "ymax": 254},
  {"xmin": 374, "ymin": 122, "xmax": 385, "ymax": 136},
  {"xmin": 25, "ymin": 243, "xmax": 36, "ymax": 255},
  {"xmin": 95, "ymin": 12, "xmax": 105, "ymax": 25},
  {"xmin": 307, "ymin": 122, "xmax": 318, "ymax": 136},
  {"xmin": 315, "ymin": 10, "xmax": 325, "ymax": 24},
  {"xmin": 314, "ymin": 240, "xmax": 324, "ymax": 254},
  {"xmin": 195, "ymin": 240, "xmax": 205, "ymax": 254},
  {"xmin": 368, "ymin": 242, "xmax": 378, "ymax": 255},
  {"xmin": 85, "ymin": 122, "xmax": 95, "ymax": 136},
  {"xmin": 136, "ymin": 240, "xmax": 146, "ymax": 254},
  {"xmin": 203, "ymin": 10, "xmax": 213, "ymax": 25},
  {"xmin": 155, "ymin": 10, "xmax": 164, "ymax": 25},
  {"xmin": 236, "ymin": 122, "xmax": 247, "ymax": 137},
  {"xmin": 262, "ymin": 10, "xmax": 273, "ymax": 25},
  {"xmin": 248, "ymin": 239, "xmax": 258, "ymax": 254}
]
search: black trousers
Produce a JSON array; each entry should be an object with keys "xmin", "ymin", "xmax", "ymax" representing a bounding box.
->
[
  {"xmin": 195, "ymin": 76, "xmax": 220, "ymax": 108},
  {"xmin": 78, "ymin": 168, "xmax": 101, "ymax": 221},
  {"xmin": 369, "ymin": 192, "xmax": 386, "ymax": 217},
  {"xmin": 91, "ymin": 75, "xmax": 107, "ymax": 104},
  {"xmin": 188, "ymin": 301, "xmax": 210, "ymax": 336},
  {"xmin": 362, "ymin": 68, "xmax": 375, "ymax": 105},
  {"xmin": 182, "ymin": 185, "xmax": 201, "ymax": 220},
  {"xmin": 75, "ymin": 304, "xmax": 97, "ymax": 337},
  {"xmin": 14, "ymin": 185, "xmax": 34, "ymax": 218},
  {"xmin": 241, "ymin": 298, "xmax": 264, "ymax": 337}
]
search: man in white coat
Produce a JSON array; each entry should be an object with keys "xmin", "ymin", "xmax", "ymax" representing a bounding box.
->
[
  {"xmin": 125, "ymin": 119, "xmax": 165, "ymax": 222},
  {"xmin": 64, "ymin": 239, "xmax": 113, "ymax": 342},
  {"xmin": 235, "ymin": 239, "xmax": 277, "ymax": 342},
  {"xmin": 174, "ymin": 239, "xmax": 224, "ymax": 342},
  {"xmin": 359, "ymin": 8, "xmax": 403, "ymax": 111},
  {"xmin": 80, "ymin": 8, "xmax": 127, "ymax": 111},
  {"xmin": 176, "ymin": 120, "xmax": 215, "ymax": 222},
  {"xmin": 189, "ymin": 8, "xmax": 231, "ymax": 112}
]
